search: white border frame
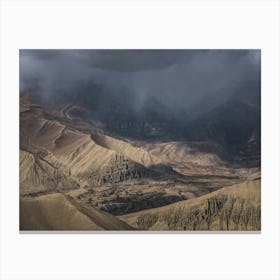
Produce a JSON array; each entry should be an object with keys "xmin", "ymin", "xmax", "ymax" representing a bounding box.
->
[{"xmin": 1, "ymin": 1, "xmax": 280, "ymax": 279}]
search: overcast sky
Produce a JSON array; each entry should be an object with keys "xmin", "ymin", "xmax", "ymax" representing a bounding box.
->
[{"xmin": 20, "ymin": 49, "xmax": 261, "ymax": 114}]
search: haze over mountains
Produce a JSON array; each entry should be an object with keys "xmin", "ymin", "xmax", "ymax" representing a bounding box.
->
[{"xmin": 20, "ymin": 50, "xmax": 261, "ymax": 231}]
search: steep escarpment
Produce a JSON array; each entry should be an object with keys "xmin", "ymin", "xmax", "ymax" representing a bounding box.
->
[
  {"xmin": 86, "ymin": 154, "xmax": 157, "ymax": 185},
  {"xmin": 85, "ymin": 153, "xmax": 182, "ymax": 186},
  {"xmin": 120, "ymin": 180, "xmax": 261, "ymax": 231}
]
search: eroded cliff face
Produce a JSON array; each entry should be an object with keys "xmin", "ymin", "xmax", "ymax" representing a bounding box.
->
[
  {"xmin": 135, "ymin": 196, "xmax": 260, "ymax": 231},
  {"xmin": 86, "ymin": 154, "xmax": 157, "ymax": 185},
  {"xmin": 120, "ymin": 180, "xmax": 261, "ymax": 231}
]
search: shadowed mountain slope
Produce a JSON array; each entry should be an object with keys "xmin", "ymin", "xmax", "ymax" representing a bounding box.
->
[{"xmin": 184, "ymin": 82, "xmax": 261, "ymax": 166}]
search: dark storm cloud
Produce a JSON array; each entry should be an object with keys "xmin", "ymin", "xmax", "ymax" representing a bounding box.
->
[
  {"xmin": 20, "ymin": 49, "xmax": 194, "ymax": 72},
  {"xmin": 19, "ymin": 49, "xmax": 260, "ymax": 115},
  {"xmin": 78, "ymin": 50, "xmax": 194, "ymax": 72}
]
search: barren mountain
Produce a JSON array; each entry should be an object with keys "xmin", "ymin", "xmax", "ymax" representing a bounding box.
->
[
  {"xmin": 20, "ymin": 97, "xmax": 258, "ymax": 216},
  {"xmin": 120, "ymin": 179, "xmax": 261, "ymax": 231}
]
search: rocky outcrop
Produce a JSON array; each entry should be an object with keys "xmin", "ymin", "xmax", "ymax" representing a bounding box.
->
[{"xmin": 87, "ymin": 154, "xmax": 159, "ymax": 185}]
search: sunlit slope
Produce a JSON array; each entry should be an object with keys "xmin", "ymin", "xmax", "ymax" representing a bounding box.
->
[
  {"xmin": 20, "ymin": 150, "xmax": 79, "ymax": 195},
  {"xmin": 20, "ymin": 107, "xmax": 117, "ymax": 178},
  {"xmin": 20, "ymin": 193, "xmax": 134, "ymax": 230},
  {"xmin": 20, "ymin": 106, "xmax": 160, "ymax": 186},
  {"xmin": 120, "ymin": 179, "xmax": 261, "ymax": 231},
  {"xmin": 139, "ymin": 141, "xmax": 227, "ymax": 174}
]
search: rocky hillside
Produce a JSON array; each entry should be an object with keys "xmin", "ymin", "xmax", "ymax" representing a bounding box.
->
[
  {"xmin": 20, "ymin": 150, "xmax": 79, "ymax": 196},
  {"xmin": 120, "ymin": 179, "xmax": 261, "ymax": 231},
  {"xmin": 87, "ymin": 154, "xmax": 159, "ymax": 185},
  {"xmin": 20, "ymin": 101, "xmax": 172, "ymax": 190}
]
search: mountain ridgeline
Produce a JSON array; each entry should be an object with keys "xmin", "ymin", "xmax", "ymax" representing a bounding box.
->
[{"xmin": 22, "ymin": 80, "xmax": 260, "ymax": 166}]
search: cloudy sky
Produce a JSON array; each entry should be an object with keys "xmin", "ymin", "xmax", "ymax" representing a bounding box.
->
[{"xmin": 20, "ymin": 49, "xmax": 261, "ymax": 115}]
